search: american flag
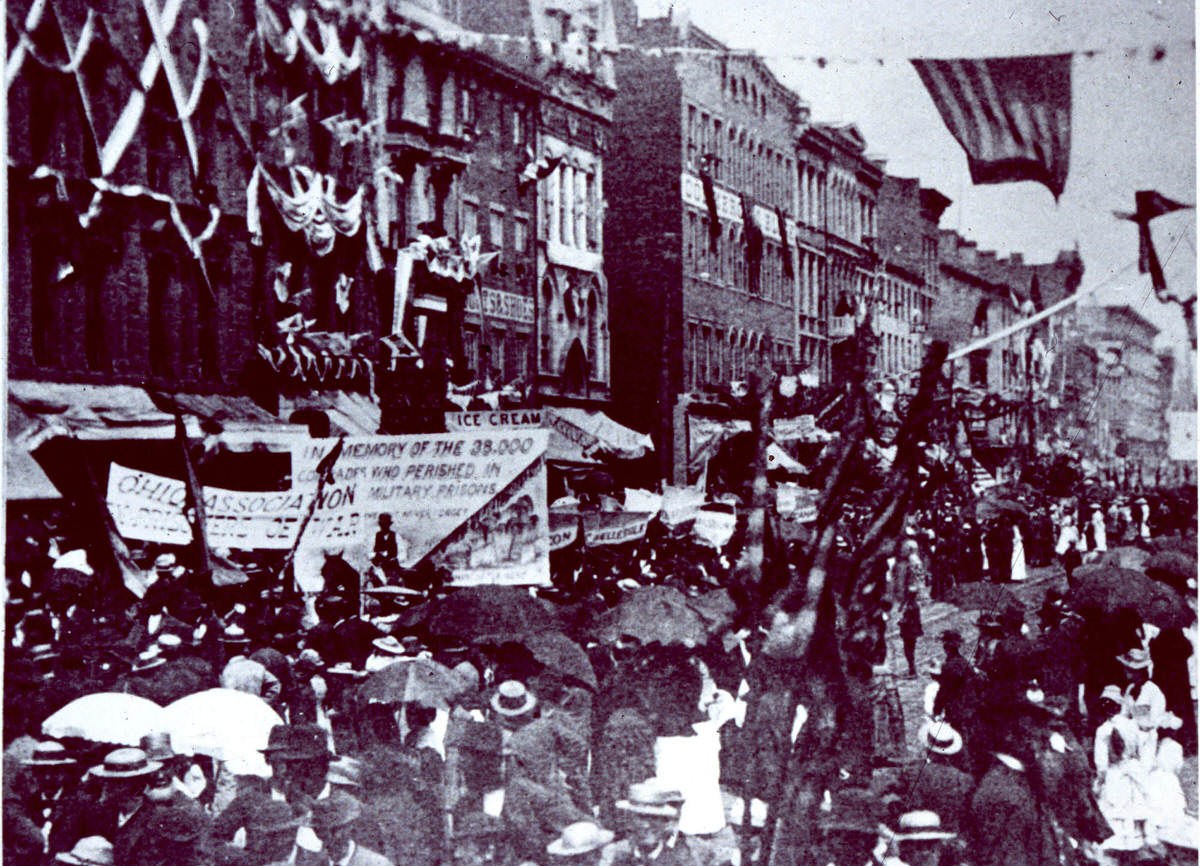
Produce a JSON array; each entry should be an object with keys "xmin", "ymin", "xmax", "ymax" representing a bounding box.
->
[{"xmin": 912, "ymin": 54, "xmax": 1072, "ymax": 199}]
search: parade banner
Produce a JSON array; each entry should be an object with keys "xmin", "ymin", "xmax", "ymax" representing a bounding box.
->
[
  {"xmin": 106, "ymin": 463, "xmax": 305, "ymax": 549},
  {"xmin": 291, "ymin": 431, "xmax": 550, "ymax": 585},
  {"xmin": 772, "ymin": 415, "xmax": 821, "ymax": 442},
  {"xmin": 583, "ymin": 511, "xmax": 654, "ymax": 547},
  {"xmin": 548, "ymin": 511, "xmax": 580, "ymax": 550},
  {"xmin": 693, "ymin": 504, "xmax": 737, "ymax": 548}
]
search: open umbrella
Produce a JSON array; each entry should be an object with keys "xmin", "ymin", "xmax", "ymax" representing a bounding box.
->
[
  {"xmin": 164, "ymin": 688, "xmax": 283, "ymax": 777},
  {"xmin": 688, "ymin": 588, "xmax": 737, "ymax": 635},
  {"xmin": 517, "ymin": 631, "xmax": 597, "ymax": 690},
  {"xmin": 1069, "ymin": 567, "xmax": 1193, "ymax": 629},
  {"xmin": 975, "ymin": 496, "xmax": 1029, "ymax": 523},
  {"xmin": 42, "ymin": 693, "xmax": 166, "ymax": 746},
  {"xmin": 1149, "ymin": 536, "xmax": 1198, "ymax": 556},
  {"xmin": 400, "ymin": 586, "xmax": 558, "ymax": 643},
  {"xmin": 357, "ymin": 658, "xmax": 464, "ymax": 708},
  {"xmin": 596, "ymin": 586, "xmax": 709, "ymax": 647},
  {"xmin": 1143, "ymin": 550, "xmax": 1197, "ymax": 593}
]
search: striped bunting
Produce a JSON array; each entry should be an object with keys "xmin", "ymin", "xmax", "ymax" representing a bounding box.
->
[{"xmin": 912, "ymin": 54, "xmax": 1072, "ymax": 199}]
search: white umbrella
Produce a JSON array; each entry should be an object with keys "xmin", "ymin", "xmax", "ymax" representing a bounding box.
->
[
  {"xmin": 42, "ymin": 693, "xmax": 167, "ymax": 746},
  {"xmin": 164, "ymin": 688, "xmax": 283, "ymax": 777}
]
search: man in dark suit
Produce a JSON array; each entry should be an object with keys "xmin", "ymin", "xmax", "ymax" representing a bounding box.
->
[
  {"xmin": 898, "ymin": 721, "xmax": 976, "ymax": 832},
  {"xmin": 967, "ymin": 734, "xmax": 1058, "ymax": 866},
  {"xmin": 50, "ymin": 748, "xmax": 161, "ymax": 858},
  {"xmin": 309, "ymin": 792, "xmax": 394, "ymax": 866}
]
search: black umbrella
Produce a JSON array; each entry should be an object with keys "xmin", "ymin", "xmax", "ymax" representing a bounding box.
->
[
  {"xmin": 1069, "ymin": 567, "xmax": 1193, "ymax": 629},
  {"xmin": 399, "ymin": 586, "xmax": 558, "ymax": 643}
]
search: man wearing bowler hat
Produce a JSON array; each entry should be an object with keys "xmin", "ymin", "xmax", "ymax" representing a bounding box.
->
[
  {"xmin": 51, "ymin": 748, "xmax": 162, "ymax": 858},
  {"xmin": 214, "ymin": 724, "xmax": 333, "ymax": 843},
  {"xmin": 241, "ymin": 797, "xmax": 305, "ymax": 866},
  {"xmin": 309, "ymin": 791, "xmax": 393, "ymax": 866},
  {"xmin": 134, "ymin": 799, "xmax": 210, "ymax": 866}
]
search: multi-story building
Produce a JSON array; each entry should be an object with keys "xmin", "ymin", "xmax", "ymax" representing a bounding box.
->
[
  {"xmin": 796, "ymin": 123, "xmax": 884, "ymax": 381},
  {"xmin": 873, "ymin": 175, "xmax": 952, "ymax": 387},
  {"xmin": 1075, "ymin": 303, "xmax": 1167, "ymax": 476},
  {"xmin": 7, "ymin": 0, "xmax": 616, "ymax": 453},
  {"xmin": 606, "ymin": 12, "xmax": 808, "ymax": 480},
  {"xmin": 933, "ymin": 231, "xmax": 1084, "ymax": 470}
]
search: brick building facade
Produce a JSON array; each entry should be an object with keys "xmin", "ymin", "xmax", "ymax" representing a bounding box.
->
[
  {"xmin": 8, "ymin": 0, "xmax": 615, "ymax": 437},
  {"xmin": 874, "ymin": 175, "xmax": 951, "ymax": 386},
  {"xmin": 606, "ymin": 15, "xmax": 807, "ymax": 478}
]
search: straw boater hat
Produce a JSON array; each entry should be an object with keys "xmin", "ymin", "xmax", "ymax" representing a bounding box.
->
[
  {"xmin": 491, "ymin": 681, "xmax": 537, "ymax": 717},
  {"xmin": 547, "ymin": 821, "xmax": 615, "ymax": 857},
  {"xmin": 371, "ymin": 635, "xmax": 422, "ymax": 656},
  {"xmin": 153, "ymin": 553, "xmax": 186, "ymax": 578},
  {"xmin": 24, "ymin": 741, "xmax": 77, "ymax": 767},
  {"xmin": 1098, "ymin": 685, "xmax": 1126, "ymax": 708},
  {"xmin": 55, "ymin": 837, "xmax": 113, "ymax": 866},
  {"xmin": 917, "ymin": 720, "xmax": 963, "ymax": 756},
  {"xmin": 221, "ymin": 624, "xmax": 250, "ymax": 646},
  {"xmin": 1117, "ymin": 647, "xmax": 1151, "ymax": 670},
  {"xmin": 615, "ymin": 779, "xmax": 685, "ymax": 818},
  {"xmin": 91, "ymin": 748, "xmax": 162, "ymax": 779},
  {"xmin": 894, "ymin": 810, "xmax": 956, "ymax": 841},
  {"xmin": 132, "ymin": 646, "xmax": 167, "ymax": 673}
]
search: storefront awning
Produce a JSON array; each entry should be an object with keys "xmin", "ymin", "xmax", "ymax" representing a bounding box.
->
[
  {"xmin": 284, "ymin": 392, "xmax": 382, "ymax": 437},
  {"xmin": 545, "ymin": 407, "xmax": 654, "ymax": 463},
  {"xmin": 7, "ymin": 401, "xmax": 59, "ymax": 500},
  {"xmin": 8, "ymin": 381, "xmax": 308, "ymax": 452}
]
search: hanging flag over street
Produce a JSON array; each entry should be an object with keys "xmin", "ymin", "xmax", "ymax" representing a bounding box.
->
[
  {"xmin": 912, "ymin": 54, "xmax": 1072, "ymax": 198},
  {"xmin": 1115, "ymin": 190, "xmax": 1193, "ymax": 297}
]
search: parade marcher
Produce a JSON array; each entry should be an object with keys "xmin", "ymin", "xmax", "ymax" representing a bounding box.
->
[
  {"xmin": 220, "ymin": 638, "xmax": 283, "ymax": 707},
  {"xmin": 889, "ymin": 810, "xmax": 959, "ymax": 866},
  {"xmin": 6, "ymin": 741, "xmax": 79, "ymax": 863},
  {"xmin": 602, "ymin": 779, "xmax": 698, "ymax": 866},
  {"xmin": 49, "ymin": 747, "xmax": 162, "ymax": 857},
  {"xmin": 1055, "ymin": 510, "xmax": 1083, "ymax": 586},
  {"xmin": 898, "ymin": 588, "xmax": 923, "ymax": 678},
  {"xmin": 1093, "ymin": 684, "xmax": 1155, "ymax": 853},
  {"xmin": 967, "ymin": 729, "xmax": 1058, "ymax": 866},
  {"xmin": 131, "ymin": 798, "xmax": 210, "ymax": 866},
  {"xmin": 932, "ymin": 631, "xmax": 977, "ymax": 742},
  {"xmin": 309, "ymin": 791, "xmax": 394, "ymax": 866},
  {"xmin": 241, "ymin": 798, "xmax": 305, "ymax": 866},
  {"xmin": 449, "ymin": 812, "xmax": 509, "ymax": 866},
  {"xmin": 899, "ymin": 721, "xmax": 975, "ymax": 832}
]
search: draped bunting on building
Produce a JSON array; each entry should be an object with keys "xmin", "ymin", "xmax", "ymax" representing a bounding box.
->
[
  {"xmin": 740, "ymin": 192, "xmax": 763, "ymax": 294},
  {"xmin": 911, "ymin": 54, "xmax": 1072, "ymax": 199},
  {"xmin": 699, "ymin": 154, "xmax": 720, "ymax": 252},
  {"xmin": 247, "ymin": 163, "xmax": 365, "ymax": 255}
]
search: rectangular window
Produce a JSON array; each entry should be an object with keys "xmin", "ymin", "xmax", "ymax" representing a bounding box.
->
[
  {"xmin": 402, "ymin": 55, "xmax": 429, "ymax": 126},
  {"xmin": 463, "ymin": 326, "xmax": 479, "ymax": 374},
  {"xmin": 513, "ymin": 216, "xmax": 529, "ymax": 255},
  {"xmin": 489, "ymin": 206, "xmax": 505, "ymax": 249},
  {"xmin": 714, "ymin": 329, "xmax": 725, "ymax": 382},
  {"xmin": 512, "ymin": 108, "xmax": 524, "ymax": 146},
  {"xmin": 439, "ymin": 70, "xmax": 456, "ymax": 135},
  {"xmin": 462, "ymin": 201, "xmax": 479, "ymax": 239}
]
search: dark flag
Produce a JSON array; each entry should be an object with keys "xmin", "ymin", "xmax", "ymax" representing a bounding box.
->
[
  {"xmin": 517, "ymin": 149, "xmax": 564, "ymax": 193},
  {"xmin": 174, "ymin": 414, "xmax": 247, "ymax": 587},
  {"xmin": 699, "ymin": 154, "xmax": 721, "ymax": 252},
  {"xmin": 280, "ymin": 437, "xmax": 346, "ymax": 590},
  {"xmin": 741, "ymin": 193, "xmax": 764, "ymax": 295},
  {"xmin": 776, "ymin": 206, "xmax": 794, "ymax": 279},
  {"xmin": 1115, "ymin": 190, "xmax": 1193, "ymax": 296},
  {"xmin": 912, "ymin": 54, "xmax": 1072, "ymax": 199},
  {"xmin": 80, "ymin": 459, "xmax": 152, "ymax": 599}
]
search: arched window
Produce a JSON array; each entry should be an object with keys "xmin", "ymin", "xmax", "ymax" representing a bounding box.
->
[
  {"xmin": 562, "ymin": 339, "xmax": 588, "ymax": 395},
  {"xmin": 587, "ymin": 282, "xmax": 604, "ymax": 381}
]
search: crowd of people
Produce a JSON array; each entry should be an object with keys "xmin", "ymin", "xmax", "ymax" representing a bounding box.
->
[{"xmin": 3, "ymin": 479, "xmax": 1197, "ymax": 866}]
